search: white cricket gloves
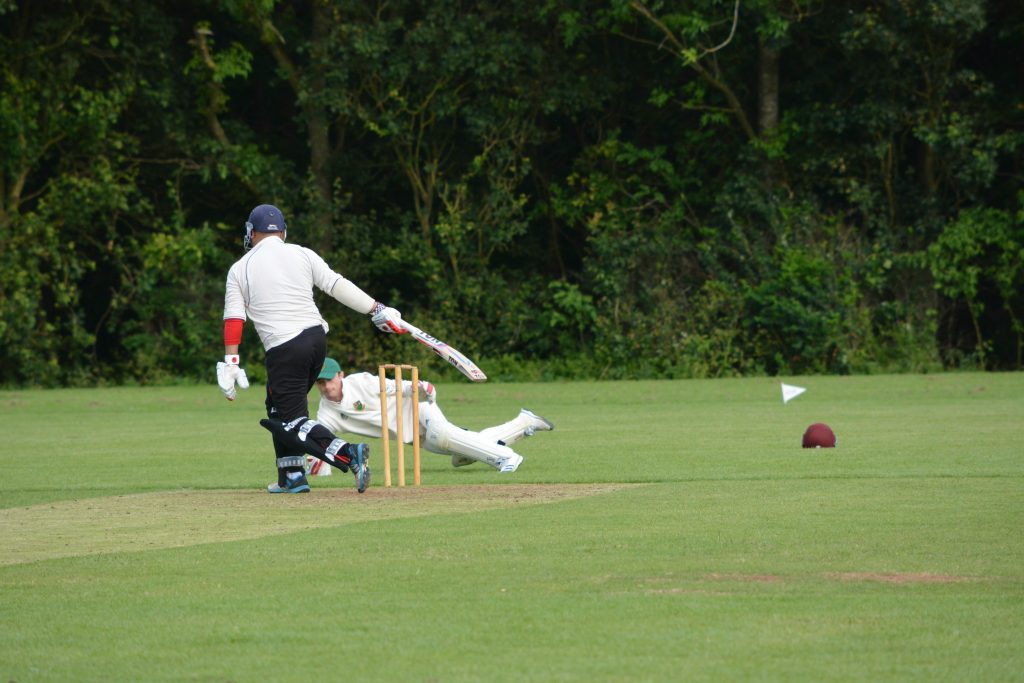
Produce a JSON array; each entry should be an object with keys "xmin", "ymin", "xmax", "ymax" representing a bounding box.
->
[
  {"xmin": 401, "ymin": 380, "xmax": 436, "ymax": 402},
  {"xmin": 217, "ymin": 355, "xmax": 250, "ymax": 400},
  {"xmin": 370, "ymin": 303, "xmax": 405, "ymax": 334}
]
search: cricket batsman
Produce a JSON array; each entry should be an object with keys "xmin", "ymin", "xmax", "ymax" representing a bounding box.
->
[{"xmin": 217, "ymin": 203, "xmax": 405, "ymax": 494}]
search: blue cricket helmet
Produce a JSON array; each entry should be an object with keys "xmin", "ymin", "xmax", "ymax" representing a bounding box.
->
[{"xmin": 244, "ymin": 204, "xmax": 287, "ymax": 250}]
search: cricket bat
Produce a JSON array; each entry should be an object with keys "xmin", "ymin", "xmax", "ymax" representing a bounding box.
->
[{"xmin": 400, "ymin": 321, "xmax": 487, "ymax": 382}]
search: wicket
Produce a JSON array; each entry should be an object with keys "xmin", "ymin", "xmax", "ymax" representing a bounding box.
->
[{"xmin": 377, "ymin": 364, "xmax": 421, "ymax": 487}]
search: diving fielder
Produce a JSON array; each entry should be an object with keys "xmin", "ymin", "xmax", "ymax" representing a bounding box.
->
[
  {"xmin": 217, "ymin": 204, "xmax": 405, "ymax": 494},
  {"xmin": 310, "ymin": 357, "xmax": 554, "ymax": 475}
]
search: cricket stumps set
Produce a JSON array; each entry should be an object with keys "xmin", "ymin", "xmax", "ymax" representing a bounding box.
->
[{"xmin": 377, "ymin": 364, "xmax": 421, "ymax": 487}]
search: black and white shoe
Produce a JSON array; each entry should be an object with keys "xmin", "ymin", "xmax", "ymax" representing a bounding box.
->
[
  {"xmin": 267, "ymin": 474, "xmax": 311, "ymax": 494},
  {"xmin": 346, "ymin": 443, "xmax": 371, "ymax": 493}
]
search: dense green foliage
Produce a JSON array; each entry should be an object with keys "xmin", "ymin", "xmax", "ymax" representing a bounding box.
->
[{"xmin": 1, "ymin": 0, "xmax": 1021, "ymax": 385}]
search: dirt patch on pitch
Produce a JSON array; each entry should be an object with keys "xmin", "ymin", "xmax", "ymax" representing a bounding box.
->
[
  {"xmin": 0, "ymin": 483, "xmax": 633, "ymax": 566},
  {"xmin": 704, "ymin": 572, "xmax": 782, "ymax": 583},
  {"xmin": 824, "ymin": 572, "xmax": 975, "ymax": 584}
]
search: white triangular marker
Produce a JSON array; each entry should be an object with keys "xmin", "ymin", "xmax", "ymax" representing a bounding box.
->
[{"xmin": 781, "ymin": 383, "xmax": 806, "ymax": 404}]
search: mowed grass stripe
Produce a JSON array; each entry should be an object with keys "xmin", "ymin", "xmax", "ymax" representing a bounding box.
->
[
  {"xmin": 0, "ymin": 374, "xmax": 1021, "ymax": 681},
  {"xmin": 0, "ymin": 483, "xmax": 633, "ymax": 566}
]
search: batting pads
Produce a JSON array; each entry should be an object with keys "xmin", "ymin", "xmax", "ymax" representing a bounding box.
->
[
  {"xmin": 421, "ymin": 409, "xmax": 519, "ymax": 471},
  {"xmin": 478, "ymin": 409, "xmax": 552, "ymax": 446},
  {"xmin": 260, "ymin": 417, "xmax": 349, "ymax": 471}
]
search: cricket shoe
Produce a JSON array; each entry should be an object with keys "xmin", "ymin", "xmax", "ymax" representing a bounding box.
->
[
  {"xmin": 267, "ymin": 474, "xmax": 311, "ymax": 494},
  {"xmin": 498, "ymin": 454, "xmax": 523, "ymax": 473},
  {"xmin": 520, "ymin": 408, "xmax": 554, "ymax": 437},
  {"xmin": 346, "ymin": 443, "xmax": 371, "ymax": 493}
]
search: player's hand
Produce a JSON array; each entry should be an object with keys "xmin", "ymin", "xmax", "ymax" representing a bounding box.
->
[
  {"xmin": 217, "ymin": 355, "xmax": 250, "ymax": 401},
  {"xmin": 419, "ymin": 381, "xmax": 436, "ymax": 403},
  {"xmin": 370, "ymin": 303, "xmax": 405, "ymax": 334}
]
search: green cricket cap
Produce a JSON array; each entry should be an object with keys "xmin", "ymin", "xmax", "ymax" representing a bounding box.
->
[{"xmin": 318, "ymin": 357, "xmax": 341, "ymax": 380}]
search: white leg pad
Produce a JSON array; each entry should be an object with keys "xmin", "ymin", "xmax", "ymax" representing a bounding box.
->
[
  {"xmin": 479, "ymin": 409, "xmax": 554, "ymax": 446},
  {"xmin": 478, "ymin": 414, "xmax": 531, "ymax": 446},
  {"xmin": 424, "ymin": 416, "xmax": 521, "ymax": 470}
]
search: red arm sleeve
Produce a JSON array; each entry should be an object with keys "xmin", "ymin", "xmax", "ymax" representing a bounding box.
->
[{"xmin": 224, "ymin": 318, "xmax": 244, "ymax": 346}]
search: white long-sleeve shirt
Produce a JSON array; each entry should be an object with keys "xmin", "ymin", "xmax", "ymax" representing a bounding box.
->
[
  {"xmin": 223, "ymin": 236, "xmax": 375, "ymax": 350},
  {"xmin": 316, "ymin": 372, "xmax": 427, "ymax": 444}
]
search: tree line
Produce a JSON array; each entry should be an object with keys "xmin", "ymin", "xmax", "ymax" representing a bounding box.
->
[{"xmin": 1, "ymin": 0, "xmax": 1021, "ymax": 386}]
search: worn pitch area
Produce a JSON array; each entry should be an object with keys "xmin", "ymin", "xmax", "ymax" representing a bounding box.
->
[{"xmin": 1, "ymin": 483, "xmax": 633, "ymax": 566}]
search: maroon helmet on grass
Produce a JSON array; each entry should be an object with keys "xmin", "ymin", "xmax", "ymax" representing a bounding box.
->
[{"xmin": 802, "ymin": 423, "xmax": 837, "ymax": 448}]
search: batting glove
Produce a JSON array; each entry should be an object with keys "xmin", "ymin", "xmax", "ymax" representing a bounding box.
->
[
  {"xmin": 419, "ymin": 381, "xmax": 436, "ymax": 403},
  {"xmin": 217, "ymin": 355, "xmax": 250, "ymax": 401},
  {"xmin": 370, "ymin": 303, "xmax": 405, "ymax": 334}
]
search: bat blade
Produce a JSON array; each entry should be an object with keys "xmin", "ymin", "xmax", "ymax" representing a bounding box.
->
[{"xmin": 401, "ymin": 322, "xmax": 487, "ymax": 382}]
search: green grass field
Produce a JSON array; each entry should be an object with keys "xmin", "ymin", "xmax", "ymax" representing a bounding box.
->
[{"xmin": 1, "ymin": 373, "xmax": 1022, "ymax": 681}]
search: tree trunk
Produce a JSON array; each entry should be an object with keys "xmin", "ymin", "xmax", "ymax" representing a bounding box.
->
[
  {"xmin": 307, "ymin": 0, "xmax": 333, "ymax": 251},
  {"xmin": 757, "ymin": 36, "xmax": 779, "ymax": 135},
  {"xmin": 757, "ymin": 36, "xmax": 781, "ymax": 188},
  {"xmin": 259, "ymin": 4, "xmax": 334, "ymax": 251}
]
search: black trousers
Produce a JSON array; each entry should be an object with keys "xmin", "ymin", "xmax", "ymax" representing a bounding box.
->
[{"xmin": 264, "ymin": 325, "xmax": 327, "ymax": 424}]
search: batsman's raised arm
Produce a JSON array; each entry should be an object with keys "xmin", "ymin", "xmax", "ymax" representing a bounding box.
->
[{"xmin": 302, "ymin": 247, "xmax": 408, "ymax": 331}]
